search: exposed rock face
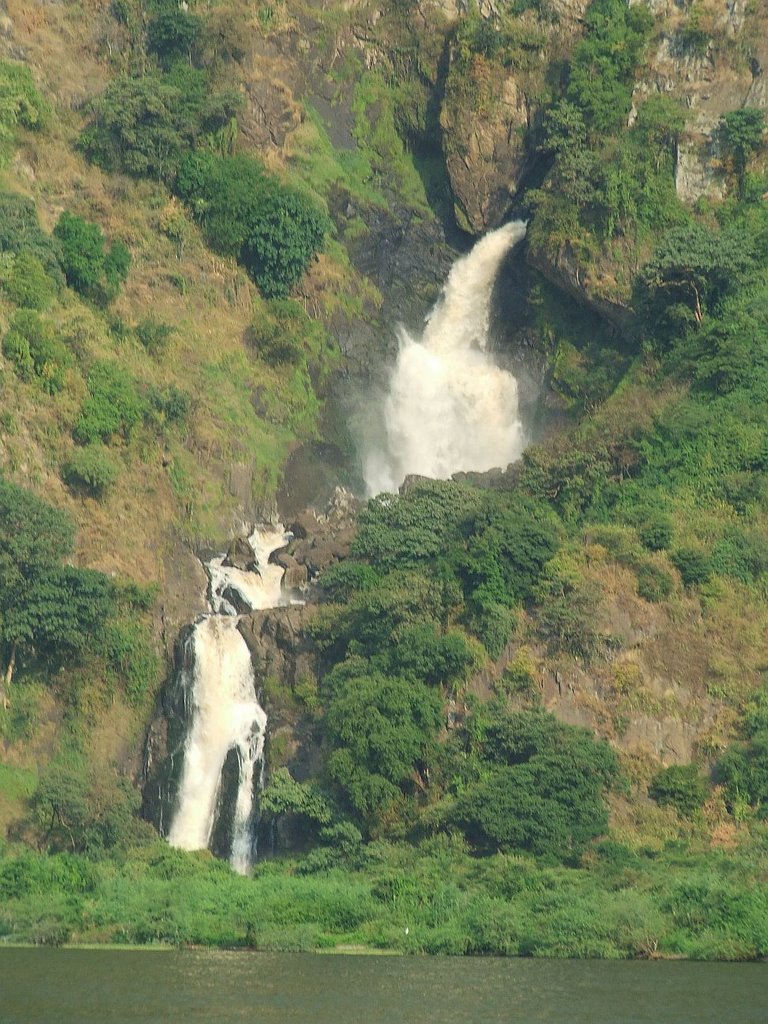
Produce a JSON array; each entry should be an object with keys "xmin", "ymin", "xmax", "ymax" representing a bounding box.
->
[
  {"xmin": 441, "ymin": 71, "xmax": 532, "ymax": 234},
  {"xmin": 439, "ymin": 1, "xmax": 589, "ymax": 235},
  {"xmin": 238, "ymin": 605, "xmax": 315, "ymax": 689},
  {"xmin": 633, "ymin": 0, "xmax": 768, "ymax": 203},
  {"xmin": 276, "ymin": 487, "xmax": 361, "ymax": 583}
]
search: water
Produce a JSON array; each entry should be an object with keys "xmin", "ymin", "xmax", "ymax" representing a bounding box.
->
[
  {"xmin": 167, "ymin": 526, "xmax": 290, "ymax": 873},
  {"xmin": 0, "ymin": 949, "xmax": 766, "ymax": 1023},
  {"xmin": 166, "ymin": 617, "xmax": 267, "ymax": 871},
  {"xmin": 363, "ymin": 222, "xmax": 527, "ymax": 496}
]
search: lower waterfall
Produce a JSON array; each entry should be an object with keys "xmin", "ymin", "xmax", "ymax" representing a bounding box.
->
[
  {"xmin": 167, "ymin": 526, "xmax": 290, "ymax": 874},
  {"xmin": 363, "ymin": 221, "xmax": 527, "ymax": 495}
]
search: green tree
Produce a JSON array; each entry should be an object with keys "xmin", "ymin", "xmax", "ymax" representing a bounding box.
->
[
  {"xmin": 240, "ymin": 183, "xmax": 330, "ymax": 298},
  {"xmin": 0, "ymin": 192, "xmax": 63, "ymax": 281},
  {"xmin": 0, "ymin": 480, "xmax": 73, "ymax": 696},
  {"xmin": 81, "ymin": 73, "xmax": 240, "ymax": 181},
  {"xmin": 717, "ymin": 108, "xmax": 766, "ymax": 197},
  {"xmin": 2, "ymin": 309, "xmax": 70, "ymax": 393},
  {"xmin": 324, "ymin": 671, "xmax": 442, "ymax": 822},
  {"xmin": 0, "ymin": 59, "xmax": 48, "ymax": 155},
  {"xmin": 146, "ymin": 9, "xmax": 202, "ymax": 69},
  {"xmin": 567, "ymin": 0, "xmax": 653, "ymax": 136},
  {"xmin": 0, "ymin": 251, "xmax": 57, "ymax": 309},
  {"xmin": 30, "ymin": 756, "xmax": 146, "ymax": 852},
  {"xmin": 450, "ymin": 708, "xmax": 619, "ymax": 861},
  {"xmin": 53, "ymin": 211, "xmax": 130, "ymax": 304},
  {"xmin": 74, "ymin": 361, "xmax": 146, "ymax": 445},
  {"xmin": 635, "ymin": 223, "xmax": 755, "ymax": 336}
]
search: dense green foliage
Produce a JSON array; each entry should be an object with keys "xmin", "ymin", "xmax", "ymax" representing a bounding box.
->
[
  {"xmin": 0, "ymin": 192, "xmax": 63, "ymax": 282},
  {"xmin": 649, "ymin": 765, "xmax": 708, "ymax": 818},
  {"xmin": 0, "ymin": 479, "xmax": 159, "ymax": 714},
  {"xmin": 567, "ymin": 0, "xmax": 653, "ymax": 136},
  {"xmin": 0, "ymin": 59, "xmax": 48, "ymax": 160},
  {"xmin": 81, "ymin": 69, "xmax": 240, "ymax": 181},
  {"xmin": 445, "ymin": 707, "xmax": 619, "ymax": 861},
  {"xmin": 175, "ymin": 152, "xmax": 330, "ymax": 297},
  {"xmin": 1, "ymin": 834, "xmax": 767, "ymax": 958},
  {"xmin": 74, "ymin": 361, "xmax": 147, "ymax": 445},
  {"xmin": 3, "ymin": 0, "xmax": 768, "ymax": 961},
  {"xmin": 53, "ymin": 212, "xmax": 130, "ymax": 305},
  {"xmin": 2, "ymin": 309, "xmax": 70, "ymax": 393}
]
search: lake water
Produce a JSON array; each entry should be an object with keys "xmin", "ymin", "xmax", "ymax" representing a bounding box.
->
[{"xmin": 0, "ymin": 949, "xmax": 766, "ymax": 1023}]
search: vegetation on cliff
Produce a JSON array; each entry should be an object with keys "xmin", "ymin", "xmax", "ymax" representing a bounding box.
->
[{"xmin": 1, "ymin": 0, "xmax": 768, "ymax": 959}]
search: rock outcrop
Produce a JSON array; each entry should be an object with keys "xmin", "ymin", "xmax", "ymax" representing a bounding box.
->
[{"xmin": 439, "ymin": 1, "xmax": 589, "ymax": 234}]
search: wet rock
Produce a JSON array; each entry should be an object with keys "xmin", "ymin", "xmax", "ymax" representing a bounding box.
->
[
  {"xmin": 220, "ymin": 585, "xmax": 254, "ymax": 616},
  {"xmin": 222, "ymin": 536, "xmax": 260, "ymax": 573}
]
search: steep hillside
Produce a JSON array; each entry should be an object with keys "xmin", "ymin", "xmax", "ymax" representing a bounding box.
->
[{"xmin": 1, "ymin": 0, "xmax": 768, "ymax": 958}]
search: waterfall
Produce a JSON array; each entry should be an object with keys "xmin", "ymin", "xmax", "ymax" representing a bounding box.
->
[
  {"xmin": 363, "ymin": 221, "xmax": 527, "ymax": 495},
  {"xmin": 167, "ymin": 526, "xmax": 290, "ymax": 874}
]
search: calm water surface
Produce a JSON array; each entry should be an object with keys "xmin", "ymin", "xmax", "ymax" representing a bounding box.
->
[{"xmin": 0, "ymin": 949, "xmax": 766, "ymax": 1024}]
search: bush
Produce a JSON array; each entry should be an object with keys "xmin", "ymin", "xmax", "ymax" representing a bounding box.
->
[
  {"xmin": 0, "ymin": 252, "xmax": 57, "ymax": 309},
  {"xmin": 53, "ymin": 211, "xmax": 130, "ymax": 304},
  {"xmin": 74, "ymin": 361, "xmax": 146, "ymax": 444},
  {"xmin": 2, "ymin": 309, "xmax": 69, "ymax": 392},
  {"xmin": 0, "ymin": 59, "xmax": 48, "ymax": 152},
  {"xmin": 533, "ymin": 555, "xmax": 602, "ymax": 660},
  {"xmin": 670, "ymin": 546, "xmax": 712, "ymax": 587},
  {"xmin": 147, "ymin": 384, "xmax": 190, "ymax": 428},
  {"xmin": 0, "ymin": 192, "xmax": 63, "ymax": 281},
  {"xmin": 81, "ymin": 72, "xmax": 241, "ymax": 181},
  {"xmin": 136, "ymin": 316, "xmax": 174, "ymax": 357},
  {"xmin": 451, "ymin": 708, "xmax": 620, "ymax": 861},
  {"xmin": 636, "ymin": 561, "xmax": 674, "ymax": 602},
  {"xmin": 639, "ymin": 514, "xmax": 673, "ymax": 551},
  {"xmin": 146, "ymin": 8, "xmax": 202, "ymax": 69},
  {"xmin": 717, "ymin": 731, "xmax": 768, "ymax": 816},
  {"xmin": 240, "ymin": 183, "xmax": 330, "ymax": 298},
  {"xmin": 175, "ymin": 153, "xmax": 330, "ymax": 297},
  {"xmin": 648, "ymin": 764, "xmax": 708, "ymax": 817},
  {"xmin": 61, "ymin": 445, "xmax": 120, "ymax": 498}
]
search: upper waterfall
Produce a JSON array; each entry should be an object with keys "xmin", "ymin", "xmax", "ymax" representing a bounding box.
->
[{"xmin": 363, "ymin": 222, "xmax": 527, "ymax": 495}]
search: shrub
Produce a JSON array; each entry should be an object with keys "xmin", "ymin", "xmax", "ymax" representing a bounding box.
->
[
  {"xmin": 0, "ymin": 252, "xmax": 57, "ymax": 309},
  {"xmin": 147, "ymin": 384, "xmax": 190, "ymax": 427},
  {"xmin": 451, "ymin": 708, "xmax": 620, "ymax": 861},
  {"xmin": 636, "ymin": 561, "xmax": 674, "ymax": 602},
  {"xmin": 533, "ymin": 555, "xmax": 602, "ymax": 660},
  {"xmin": 74, "ymin": 361, "xmax": 146, "ymax": 444},
  {"xmin": 566, "ymin": 0, "xmax": 653, "ymax": 137},
  {"xmin": 61, "ymin": 445, "xmax": 120, "ymax": 498},
  {"xmin": 648, "ymin": 764, "xmax": 708, "ymax": 817},
  {"xmin": 146, "ymin": 9, "xmax": 202, "ymax": 69},
  {"xmin": 0, "ymin": 59, "xmax": 48, "ymax": 153},
  {"xmin": 53, "ymin": 211, "xmax": 130, "ymax": 304},
  {"xmin": 175, "ymin": 153, "xmax": 330, "ymax": 298},
  {"xmin": 670, "ymin": 546, "xmax": 712, "ymax": 587},
  {"xmin": 240, "ymin": 183, "xmax": 330, "ymax": 298},
  {"xmin": 2, "ymin": 309, "xmax": 69, "ymax": 392},
  {"xmin": 0, "ymin": 192, "xmax": 63, "ymax": 281},
  {"xmin": 81, "ymin": 72, "xmax": 241, "ymax": 181},
  {"xmin": 136, "ymin": 316, "xmax": 174, "ymax": 357},
  {"xmin": 716, "ymin": 732, "xmax": 768, "ymax": 816},
  {"xmin": 639, "ymin": 514, "xmax": 673, "ymax": 551},
  {"xmin": 716, "ymin": 108, "xmax": 765, "ymax": 196}
]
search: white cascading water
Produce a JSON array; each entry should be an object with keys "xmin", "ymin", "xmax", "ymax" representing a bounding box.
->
[
  {"xmin": 364, "ymin": 221, "xmax": 527, "ymax": 495},
  {"xmin": 167, "ymin": 526, "xmax": 291, "ymax": 874}
]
